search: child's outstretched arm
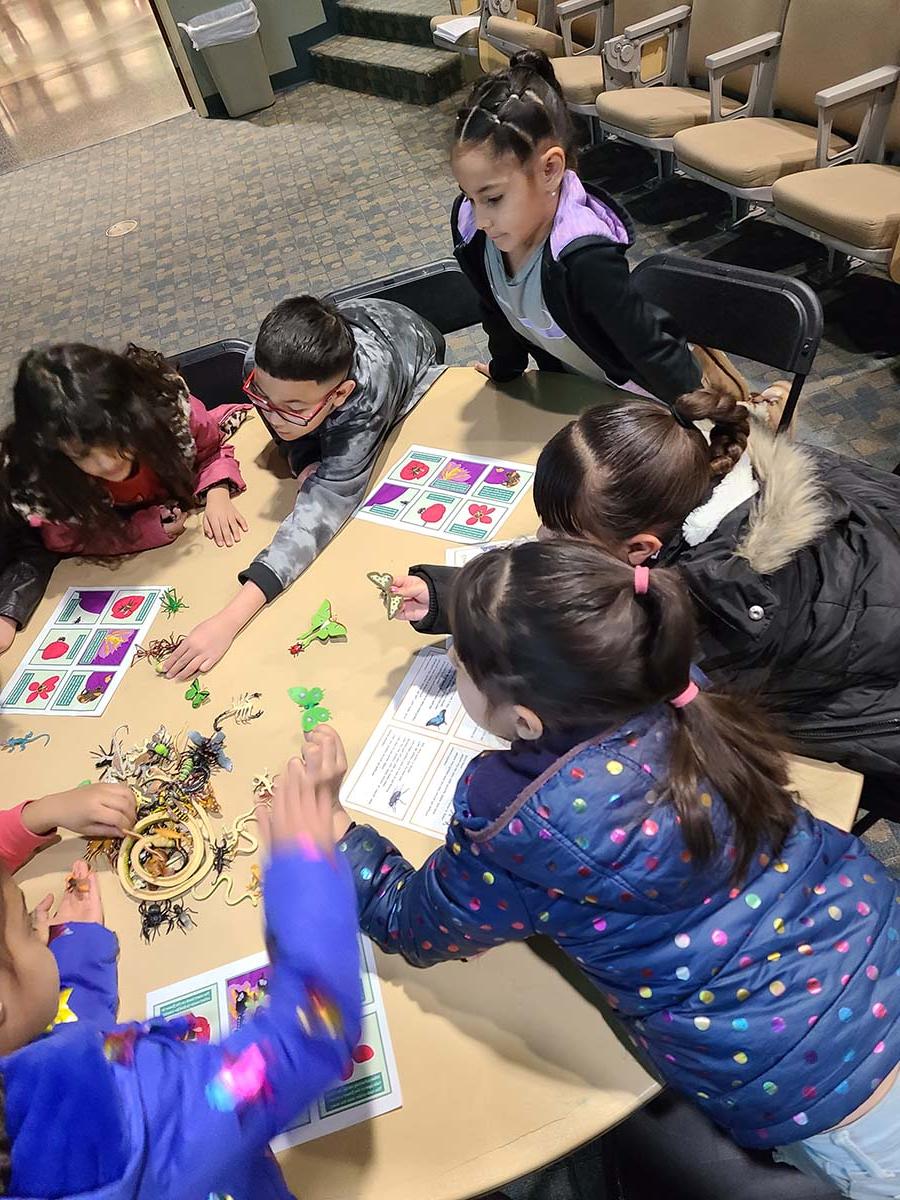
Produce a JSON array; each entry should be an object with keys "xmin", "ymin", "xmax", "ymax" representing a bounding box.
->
[
  {"xmin": 33, "ymin": 859, "xmax": 121, "ymax": 1029},
  {"xmin": 190, "ymin": 398, "xmax": 250, "ymax": 548},
  {"xmin": 0, "ymin": 784, "xmax": 136, "ymax": 874},
  {"xmin": 129, "ymin": 756, "xmax": 361, "ymax": 1197},
  {"xmin": 312, "ymin": 727, "xmax": 535, "ymax": 967}
]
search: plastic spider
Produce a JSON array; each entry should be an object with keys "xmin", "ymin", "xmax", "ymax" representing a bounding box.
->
[{"xmin": 139, "ymin": 900, "xmax": 170, "ymax": 943}]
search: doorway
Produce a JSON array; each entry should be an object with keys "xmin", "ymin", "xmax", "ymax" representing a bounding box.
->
[{"xmin": 0, "ymin": 0, "xmax": 190, "ymax": 174}]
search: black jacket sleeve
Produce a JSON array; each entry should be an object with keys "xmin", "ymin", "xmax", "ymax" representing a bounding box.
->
[
  {"xmin": 0, "ymin": 521, "xmax": 57, "ymax": 629},
  {"xmin": 481, "ymin": 296, "xmax": 532, "ymax": 383},
  {"xmin": 409, "ymin": 564, "xmax": 459, "ymax": 636},
  {"xmin": 566, "ymin": 246, "xmax": 702, "ymax": 404}
]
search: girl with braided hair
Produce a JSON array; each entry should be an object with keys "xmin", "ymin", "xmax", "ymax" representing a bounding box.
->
[
  {"xmin": 394, "ymin": 385, "xmax": 900, "ymax": 791},
  {"xmin": 451, "ymin": 48, "xmax": 702, "ymax": 404},
  {"xmin": 332, "ymin": 540, "xmax": 900, "ymax": 1197}
]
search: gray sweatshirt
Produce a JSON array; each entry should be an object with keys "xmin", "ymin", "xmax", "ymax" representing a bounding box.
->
[{"xmin": 239, "ymin": 298, "xmax": 445, "ymax": 601}]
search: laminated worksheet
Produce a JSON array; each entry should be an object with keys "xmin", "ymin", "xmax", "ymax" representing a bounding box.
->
[
  {"xmin": 146, "ymin": 935, "xmax": 401, "ymax": 1151},
  {"xmin": 0, "ymin": 585, "xmax": 165, "ymax": 717},
  {"xmin": 341, "ymin": 647, "xmax": 507, "ymax": 839},
  {"xmin": 356, "ymin": 445, "xmax": 533, "ymax": 544}
]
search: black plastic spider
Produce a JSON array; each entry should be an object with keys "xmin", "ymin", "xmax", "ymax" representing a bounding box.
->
[{"xmin": 139, "ymin": 899, "xmax": 170, "ymax": 943}]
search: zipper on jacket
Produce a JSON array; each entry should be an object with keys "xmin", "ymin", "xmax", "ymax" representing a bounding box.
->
[{"xmin": 792, "ymin": 717, "xmax": 900, "ymax": 741}]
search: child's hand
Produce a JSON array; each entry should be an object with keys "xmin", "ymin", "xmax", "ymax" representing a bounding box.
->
[
  {"xmin": 473, "ymin": 362, "xmax": 491, "ymax": 378},
  {"xmin": 22, "ymin": 783, "xmax": 137, "ymax": 839},
  {"xmin": 0, "ymin": 615, "xmax": 17, "ymax": 656},
  {"xmin": 203, "ymin": 484, "xmax": 248, "ymax": 548},
  {"xmin": 303, "ymin": 725, "xmax": 352, "ymax": 841},
  {"xmin": 52, "ymin": 860, "xmax": 104, "ymax": 926},
  {"xmin": 257, "ymin": 754, "xmax": 335, "ymax": 861},
  {"xmin": 161, "ymin": 504, "xmax": 188, "ymax": 541},
  {"xmin": 163, "ymin": 612, "xmax": 236, "ymax": 679},
  {"xmin": 387, "ymin": 575, "xmax": 430, "ymax": 622}
]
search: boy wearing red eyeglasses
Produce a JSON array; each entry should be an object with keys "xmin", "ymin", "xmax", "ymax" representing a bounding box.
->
[{"xmin": 164, "ymin": 295, "xmax": 445, "ymax": 680}]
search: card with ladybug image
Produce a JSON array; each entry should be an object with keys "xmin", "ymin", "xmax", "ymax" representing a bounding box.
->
[
  {"xmin": 386, "ymin": 448, "xmax": 446, "ymax": 488},
  {"xmin": 399, "ymin": 490, "xmax": 466, "ymax": 531},
  {"xmin": 28, "ymin": 626, "xmax": 92, "ymax": 667}
]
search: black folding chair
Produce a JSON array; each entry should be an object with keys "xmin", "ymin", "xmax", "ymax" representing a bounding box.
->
[
  {"xmin": 171, "ymin": 339, "xmax": 251, "ymax": 411},
  {"xmin": 631, "ymin": 253, "xmax": 824, "ymax": 433},
  {"xmin": 322, "ymin": 259, "xmax": 483, "ymax": 336}
]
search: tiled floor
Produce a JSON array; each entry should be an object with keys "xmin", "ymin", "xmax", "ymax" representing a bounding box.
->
[{"xmin": 0, "ymin": 0, "xmax": 187, "ymax": 174}]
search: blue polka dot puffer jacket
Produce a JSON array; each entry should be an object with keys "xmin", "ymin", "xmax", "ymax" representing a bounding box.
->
[{"xmin": 341, "ymin": 706, "xmax": 900, "ymax": 1148}]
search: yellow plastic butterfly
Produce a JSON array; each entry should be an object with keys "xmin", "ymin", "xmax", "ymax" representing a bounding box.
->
[{"xmin": 367, "ymin": 571, "xmax": 403, "ymax": 620}]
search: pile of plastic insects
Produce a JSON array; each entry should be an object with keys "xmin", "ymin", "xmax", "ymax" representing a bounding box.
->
[{"xmin": 85, "ymin": 694, "xmax": 272, "ymax": 943}]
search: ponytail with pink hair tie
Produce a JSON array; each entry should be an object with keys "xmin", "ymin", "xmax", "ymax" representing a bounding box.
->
[
  {"xmin": 670, "ymin": 681, "xmax": 699, "ymax": 709},
  {"xmin": 633, "ymin": 565, "xmax": 650, "ymax": 595}
]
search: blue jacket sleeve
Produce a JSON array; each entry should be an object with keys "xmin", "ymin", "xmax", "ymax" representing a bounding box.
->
[
  {"xmin": 130, "ymin": 848, "xmax": 362, "ymax": 1197},
  {"xmin": 339, "ymin": 818, "xmax": 534, "ymax": 967},
  {"xmin": 48, "ymin": 923, "xmax": 119, "ymax": 1029}
]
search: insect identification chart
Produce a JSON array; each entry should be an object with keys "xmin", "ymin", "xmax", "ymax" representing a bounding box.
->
[
  {"xmin": 341, "ymin": 647, "xmax": 507, "ymax": 839},
  {"xmin": 147, "ymin": 935, "xmax": 402, "ymax": 1150},
  {"xmin": 356, "ymin": 445, "xmax": 534, "ymax": 544},
  {"xmin": 0, "ymin": 586, "xmax": 166, "ymax": 717}
]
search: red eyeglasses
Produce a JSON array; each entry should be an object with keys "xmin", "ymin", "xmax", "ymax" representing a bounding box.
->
[{"xmin": 241, "ymin": 369, "xmax": 346, "ymax": 427}]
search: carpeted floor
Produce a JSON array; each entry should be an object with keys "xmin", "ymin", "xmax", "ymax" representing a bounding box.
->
[{"xmin": 2, "ymin": 77, "xmax": 900, "ymax": 877}]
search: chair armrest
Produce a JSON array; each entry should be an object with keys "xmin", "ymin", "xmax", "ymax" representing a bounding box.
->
[
  {"xmin": 815, "ymin": 65, "xmax": 900, "ymax": 167},
  {"xmin": 622, "ymin": 4, "xmax": 689, "ymax": 41},
  {"xmin": 604, "ymin": 3, "xmax": 689, "ymax": 88},
  {"xmin": 558, "ymin": 0, "xmax": 612, "ymax": 57},
  {"xmin": 816, "ymin": 65, "xmax": 900, "ymax": 110},
  {"xmin": 706, "ymin": 30, "xmax": 781, "ymax": 73},
  {"xmin": 706, "ymin": 31, "xmax": 781, "ymax": 122}
]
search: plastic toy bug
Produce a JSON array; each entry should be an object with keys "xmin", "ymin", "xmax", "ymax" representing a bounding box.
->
[
  {"xmin": 139, "ymin": 900, "xmax": 170, "ymax": 943},
  {"xmin": 161, "ymin": 588, "xmax": 189, "ymax": 619},
  {"xmin": 166, "ymin": 899, "xmax": 196, "ymax": 934}
]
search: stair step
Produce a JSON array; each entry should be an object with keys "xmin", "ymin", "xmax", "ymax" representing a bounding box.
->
[
  {"xmin": 338, "ymin": 0, "xmax": 451, "ymax": 47},
  {"xmin": 310, "ymin": 35, "xmax": 462, "ymax": 105}
]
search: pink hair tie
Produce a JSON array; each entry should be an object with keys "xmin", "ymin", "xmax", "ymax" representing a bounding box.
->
[
  {"xmin": 670, "ymin": 681, "xmax": 699, "ymax": 709},
  {"xmin": 633, "ymin": 565, "xmax": 650, "ymax": 595}
]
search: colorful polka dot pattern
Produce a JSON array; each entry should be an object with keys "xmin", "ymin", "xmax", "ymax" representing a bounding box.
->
[{"xmin": 342, "ymin": 717, "xmax": 900, "ymax": 1149}]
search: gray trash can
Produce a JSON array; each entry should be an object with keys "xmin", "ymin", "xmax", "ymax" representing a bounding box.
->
[{"xmin": 179, "ymin": 1, "xmax": 275, "ymax": 118}]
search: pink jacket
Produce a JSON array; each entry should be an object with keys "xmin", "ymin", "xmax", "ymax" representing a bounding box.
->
[
  {"xmin": 0, "ymin": 801, "xmax": 57, "ymax": 872},
  {"xmin": 34, "ymin": 399, "xmax": 249, "ymax": 556}
]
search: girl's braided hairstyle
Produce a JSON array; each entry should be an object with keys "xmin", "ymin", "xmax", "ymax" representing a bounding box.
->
[{"xmin": 454, "ymin": 48, "xmax": 577, "ymax": 167}]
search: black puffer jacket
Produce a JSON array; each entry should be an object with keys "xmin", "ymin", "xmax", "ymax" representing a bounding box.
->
[
  {"xmin": 0, "ymin": 513, "xmax": 57, "ymax": 632},
  {"xmin": 411, "ymin": 428, "xmax": 900, "ymax": 785}
]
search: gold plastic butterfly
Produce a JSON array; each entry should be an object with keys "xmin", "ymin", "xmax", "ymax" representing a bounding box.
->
[{"xmin": 367, "ymin": 571, "xmax": 403, "ymax": 620}]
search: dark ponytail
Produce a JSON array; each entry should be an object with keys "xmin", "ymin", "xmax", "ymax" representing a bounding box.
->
[
  {"xmin": 534, "ymin": 388, "xmax": 750, "ymax": 544},
  {"xmin": 454, "ymin": 48, "xmax": 577, "ymax": 167},
  {"xmin": 450, "ymin": 539, "xmax": 795, "ymax": 880}
]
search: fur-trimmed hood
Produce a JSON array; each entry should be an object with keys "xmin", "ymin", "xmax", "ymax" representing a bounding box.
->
[{"xmin": 735, "ymin": 423, "xmax": 831, "ymax": 574}]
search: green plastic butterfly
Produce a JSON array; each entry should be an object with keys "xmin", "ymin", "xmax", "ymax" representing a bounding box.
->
[
  {"xmin": 289, "ymin": 599, "xmax": 348, "ymax": 655},
  {"xmin": 184, "ymin": 678, "xmax": 209, "ymax": 709},
  {"xmin": 287, "ymin": 686, "xmax": 332, "ymax": 732}
]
